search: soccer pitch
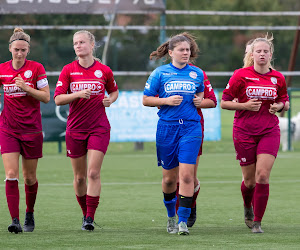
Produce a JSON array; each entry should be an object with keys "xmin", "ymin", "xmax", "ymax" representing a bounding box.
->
[
  {"xmin": 0, "ymin": 149, "xmax": 299, "ymax": 249},
  {"xmin": 0, "ymin": 106, "xmax": 299, "ymax": 249}
]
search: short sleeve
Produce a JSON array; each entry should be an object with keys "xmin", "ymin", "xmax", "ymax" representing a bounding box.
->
[
  {"xmin": 104, "ymin": 68, "xmax": 118, "ymax": 94},
  {"xmin": 276, "ymin": 74, "xmax": 289, "ymax": 104},
  {"xmin": 222, "ymin": 70, "xmax": 241, "ymax": 101},
  {"xmin": 144, "ymin": 69, "xmax": 160, "ymax": 97},
  {"xmin": 54, "ymin": 66, "xmax": 70, "ymax": 98},
  {"xmin": 203, "ymin": 71, "xmax": 217, "ymax": 106}
]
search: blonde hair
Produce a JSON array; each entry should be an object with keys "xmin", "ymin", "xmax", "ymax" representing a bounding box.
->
[
  {"xmin": 9, "ymin": 27, "xmax": 30, "ymax": 45},
  {"xmin": 73, "ymin": 30, "xmax": 101, "ymax": 62},
  {"xmin": 149, "ymin": 32, "xmax": 199, "ymax": 63},
  {"xmin": 243, "ymin": 34, "xmax": 274, "ymax": 69}
]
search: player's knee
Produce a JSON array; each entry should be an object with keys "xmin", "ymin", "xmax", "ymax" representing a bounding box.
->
[
  {"xmin": 243, "ymin": 178, "xmax": 256, "ymax": 189},
  {"xmin": 87, "ymin": 169, "xmax": 100, "ymax": 181},
  {"xmin": 6, "ymin": 170, "xmax": 18, "ymax": 179},
  {"xmin": 23, "ymin": 176, "xmax": 36, "ymax": 186},
  {"xmin": 162, "ymin": 175, "xmax": 176, "ymax": 188},
  {"xmin": 74, "ymin": 175, "xmax": 86, "ymax": 185},
  {"xmin": 256, "ymin": 171, "xmax": 269, "ymax": 184},
  {"xmin": 180, "ymin": 174, "xmax": 193, "ymax": 185}
]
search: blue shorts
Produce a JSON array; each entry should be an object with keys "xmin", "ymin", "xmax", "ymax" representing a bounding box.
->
[{"xmin": 156, "ymin": 119, "xmax": 202, "ymax": 170}]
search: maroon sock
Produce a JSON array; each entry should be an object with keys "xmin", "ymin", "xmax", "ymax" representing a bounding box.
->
[
  {"xmin": 241, "ymin": 181, "xmax": 255, "ymax": 208},
  {"xmin": 175, "ymin": 182, "xmax": 179, "ymax": 214},
  {"xmin": 5, "ymin": 180, "xmax": 20, "ymax": 220},
  {"xmin": 76, "ymin": 194, "xmax": 87, "ymax": 217},
  {"xmin": 253, "ymin": 183, "xmax": 269, "ymax": 222},
  {"xmin": 191, "ymin": 182, "xmax": 200, "ymax": 208},
  {"xmin": 86, "ymin": 195, "xmax": 99, "ymax": 220},
  {"xmin": 25, "ymin": 181, "xmax": 38, "ymax": 213}
]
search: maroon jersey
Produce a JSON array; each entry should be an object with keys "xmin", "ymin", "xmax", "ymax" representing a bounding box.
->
[
  {"xmin": 197, "ymin": 70, "xmax": 217, "ymax": 128},
  {"xmin": 0, "ymin": 59, "xmax": 47, "ymax": 133},
  {"xmin": 54, "ymin": 60, "xmax": 118, "ymax": 133},
  {"xmin": 222, "ymin": 66, "xmax": 288, "ymax": 135}
]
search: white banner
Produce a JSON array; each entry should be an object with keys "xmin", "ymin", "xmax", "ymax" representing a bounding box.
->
[{"xmin": 106, "ymin": 91, "xmax": 221, "ymax": 142}]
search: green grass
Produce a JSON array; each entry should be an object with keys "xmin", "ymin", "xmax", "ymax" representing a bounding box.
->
[
  {"xmin": 0, "ymin": 152, "xmax": 299, "ymax": 249},
  {"xmin": 0, "ymin": 104, "xmax": 299, "ymax": 249}
]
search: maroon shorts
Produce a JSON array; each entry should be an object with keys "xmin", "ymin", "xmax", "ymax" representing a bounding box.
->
[
  {"xmin": 198, "ymin": 123, "xmax": 204, "ymax": 156},
  {"xmin": 233, "ymin": 127, "xmax": 280, "ymax": 166},
  {"xmin": 65, "ymin": 130, "xmax": 110, "ymax": 158},
  {"xmin": 198, "ymin": 136, "xmax": 203, "ymax": 156},
  {"xmin": 0, "ymin": 129, "xmax": 43, "ymax": 159}
]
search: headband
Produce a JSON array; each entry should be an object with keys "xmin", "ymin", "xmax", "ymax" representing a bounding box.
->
[{"xmin": 9, "ymin": 38, "xmax": 30, "ymax": 44}]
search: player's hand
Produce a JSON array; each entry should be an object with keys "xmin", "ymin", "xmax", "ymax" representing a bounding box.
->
[
  {"xmin": 269, "ymin": 103, "xmax": 282, "ymax": 114},
  {"xmin": 193, "ymin": 94, "xmax": 203, "ymax": 108},
  {"xmin": 166, "ymin": 95, "xmax": 183, "ymax": 106},
  {"xmin": 103, "ymin": 95, "xmax": 112, "ymax": 107},
  {"xmin": 78, "ymin": 89, "xmax": 91, "ymax": 99},
  {"xmin": 244, "ymin": 98, "xmax": 262, "ymax": 111},
  {"xmin": 14, "ymin": 74, "xmax": 29, "ymax": 91}
]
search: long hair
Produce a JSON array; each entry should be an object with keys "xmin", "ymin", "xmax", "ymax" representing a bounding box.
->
[
  {"xmin": 149, "ymin": 32, "xmax": 199, "ymax": 63},
  {"xmin": 73, "ymin": 30, "xmax": 101, "ymax": 62},
  {"xmin": 9, "ymin": 27, "xmax": 30, "ymax": 46},
  {"xmin": 243, "ymin": 34, "xmax": 274, "ymax": 69}
]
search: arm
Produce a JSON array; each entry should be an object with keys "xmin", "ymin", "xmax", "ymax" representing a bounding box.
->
[
  {"xmin": 199, "ymin": 98, "xmax": 216, "ymax": 109},
  {"xmin": 14, "ymin": 74, "xmax": 50, "ymax": 103},
  {"xmin": 284, "ymin": 101, "xmax": 290, "ymax": 111},
  {"xmin": 103, "ymin": 90, "xmax": 119, "ymax": 107},
  {"xmin": 143, "ymin": 95, "xmax": 183, "ymax": 107},
  {"xmin": 55, "ymin": 89, "xmax": 92, "ymax": 106},
  {"xmin": 221, "ymin": 99, "xmax": 262, "ymax": 111},
  {"xmin": 193, "ymin": 92, "xmax": 204, "ymax": 108},
  {"xmin": 269, "ymin": 102, "xmax": 284, "ymax": 114}
]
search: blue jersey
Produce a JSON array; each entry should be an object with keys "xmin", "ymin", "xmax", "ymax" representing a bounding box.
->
[{"xmin": 144, "ymin": 63, "xmax": 205, "ymax": 122}]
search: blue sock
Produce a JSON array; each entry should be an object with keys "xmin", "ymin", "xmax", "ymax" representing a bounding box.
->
[
  {"xmin": 177, "ymin": 206, "xmax": 191, "ymax": 224},
  {"xmin": 164, "ymin": 197, "xmax": 177, "ymax": 217}
]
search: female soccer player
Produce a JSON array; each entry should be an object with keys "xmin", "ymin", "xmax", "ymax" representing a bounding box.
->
[
  {"xmin": 54, "ymin": 30, "xmax": 118, "ymax": 231},
  {"xmin": 221, "ymin": 35, "xmax": 289, "ymax": 233},
  {"xmin": 0, "ymin": 27, "xmax": 50, "ymax": 233},
  {"xmin": 175, "ymin": 69, "xmax": 217, "ymax": 228},
  {"xmin": 143, "ymin": 32, "xmax": 205, "ymax": 235}
]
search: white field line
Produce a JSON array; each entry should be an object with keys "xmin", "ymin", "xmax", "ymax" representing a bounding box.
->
[
  {"xmin": 42, "ymin": 153, "xmax": 300, "ymax": 159},
  {"xmin": 0, "ymin": 179, "xmax": 299, "ymax": 187}
]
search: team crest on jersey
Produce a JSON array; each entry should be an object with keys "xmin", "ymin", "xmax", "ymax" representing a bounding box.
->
[
  {"xmin": 24, "ymin": 70, "xmax": 32, "ymax": 78},
  {"xmin": 271, "ymin": 77, "xmax": 277, "ymax": 85},
  {"xmin": 189, "ymin": 71, "xmax": 197, "ymax": 79},
  {"xmin": 94, "ymin": 70, "xmax": 103, "ymax": 78}
]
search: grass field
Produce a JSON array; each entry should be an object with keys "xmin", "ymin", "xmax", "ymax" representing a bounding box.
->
[{"xmin": 0, "ymin": 107, "xmax": 299, "ymax": 249}]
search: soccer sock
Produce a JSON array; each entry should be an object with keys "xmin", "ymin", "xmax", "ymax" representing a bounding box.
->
[
  {"xmin": 5, "ymin": 179, "xmax": 20, "ymax": 220},
  {"xmin": 76, "ymin": 194, "xmax": 87, "ymax": 217},
  {"xmin": 241, "ymin": 181, "xmax": 255, "ymax": 208},
  {"xmin": 175, "ymin": 183, "xmax": 180, "ymax": 214},
  {"xmin": 253, "ymin": 183, "xmax": 269, "ymax": 222},
  {"xmin": 86, "ymin": 195, "xmax": 99, "ymax": 220},
  {"xmin": 177, "ymin": 195, "xmax": 193, "ymax": 224},
  {"xmin": 163, "ymin": 191, "xmax": 177, "ymax": 218},
  {"xmin": 25, "ymin": 180, "xmax": 38, "ymax": 213},
  {"xmin": 191, "ymin": 181, "xmax": 200, "ymax": 208}
]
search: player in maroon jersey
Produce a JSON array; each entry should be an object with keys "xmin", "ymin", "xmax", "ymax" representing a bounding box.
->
[
  {"xmin": 54, "ymin": 30, "xmax": 119, "ymax": 231},
  {"xmin": 0, "ymin": 27, "xmax": 50, "ymax": 234},
  {"xmin": 221, "ymin": 35, "xmax": 289, "ymax": 233},
  {"xmin": 175, "ymin": 69, "xmax": 217, "ymax": 227}
]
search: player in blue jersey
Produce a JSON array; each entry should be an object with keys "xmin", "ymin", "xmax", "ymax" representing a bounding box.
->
[{"xmin": 143, "ymin": 32, "xmax": 204, "ymax": 235}]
